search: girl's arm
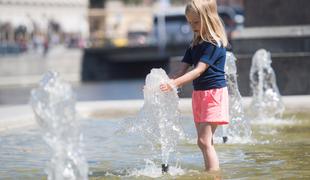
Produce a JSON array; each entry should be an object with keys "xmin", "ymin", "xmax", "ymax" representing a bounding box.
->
[
  {"xmin": 169, "ymin": 62, "xmax": 191, "ymax": 79},
  {"xmin": 160, "ymin": 62, "xmax": 209, "ymax": 92}
]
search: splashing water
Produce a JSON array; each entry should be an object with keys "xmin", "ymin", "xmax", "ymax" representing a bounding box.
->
[
  {"xmin": 126, "ymin": 68, "xmax": 184, "ymax": 167},
  {"xmin": 249, "ymin": 49, "xmax": 285, "ymax": 120},
  {"xmin": 216, "ymin": 52, "xmax": 252, "ymax": 143},
  {"xmin": 129, "ymin": 159, "xmax": 185, "ymax": 178},
  {"xmin": 30, "ymin": 71, "xmax": 88, "ymax": 180}
]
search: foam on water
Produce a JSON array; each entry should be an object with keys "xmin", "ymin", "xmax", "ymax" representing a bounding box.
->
[
  {"xmin": 129, "ymin": 159, "xmax": 185, "ymax": 178},
  {"xmin": 250, "ymin": 117, "xmax": 298, "ymax": 125}
]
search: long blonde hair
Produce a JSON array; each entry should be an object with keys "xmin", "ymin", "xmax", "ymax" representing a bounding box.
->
[{"xmin": 186, "ymin": 0, "xmax": 228, "ymax": 47}]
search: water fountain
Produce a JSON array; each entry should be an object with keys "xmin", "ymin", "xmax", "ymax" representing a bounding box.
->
[
  {"xmin": 125, "ymin": 68, "xmax": 184, "ymax": 174},
  {"xmin": 0, "ymin": 68, "xmax": 309, "ymax": 179},
  {"xmin": 30, "ymin": 71, "xmax": 88, "ymax": 180},
  {"xmin": 249, "ymin": 49, "xmax": 285, "ymax": 120},
  {"xmin": 217, "ymin": 52, "xmax": 252, "ymax": 143}
]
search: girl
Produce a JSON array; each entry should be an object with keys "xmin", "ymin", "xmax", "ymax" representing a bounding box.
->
[{"xmin": 160, "ymin": 0, "xmax": 229, "ymax": 171}]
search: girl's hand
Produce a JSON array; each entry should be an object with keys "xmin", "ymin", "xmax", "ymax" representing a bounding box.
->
[
  {"xmin": 160, "ymin": 80, "xmax": 177, "ymax": 92},
  {"xmin": 160, "ymin": 83, "xmax": 172, "ymax": 92}
]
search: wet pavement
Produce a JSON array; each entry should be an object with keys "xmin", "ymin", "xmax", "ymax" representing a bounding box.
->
[
  {"xmin": 0, "ymin": 45, "xmax": 147, "ymax": 105},
  {"xmin": 0, "ymin": 80, "xmax": 145, "ymax": 105}
]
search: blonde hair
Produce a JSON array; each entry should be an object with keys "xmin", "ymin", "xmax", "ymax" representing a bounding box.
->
[{"xmin": 185, "ymin": 0, "xmax": 228, "ymax": 47}]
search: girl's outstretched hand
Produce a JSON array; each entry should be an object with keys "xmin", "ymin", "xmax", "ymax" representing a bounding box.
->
[
  {"xmin": 160, "ymin": 83, "xmax": 172, "ymax": 92},
  {"xmin": 160, "ymin": 80, "xmax": 177, "ymax": 92}
]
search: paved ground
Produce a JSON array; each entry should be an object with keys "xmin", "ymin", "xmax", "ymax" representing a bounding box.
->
[
  {"xmin": 0, "ymin": 46, "xmax": 82, "ymax": 87},
  {"xmin": 0, "ymin": 80, "xmax": 145, "ymax": 105},
  {"xmin": 1, "ymin": 45, "xmax": 309, "ymax": 133},
  {"xmin": 0, "ymin": 46, "xmax": 146, "ymax": 106}
]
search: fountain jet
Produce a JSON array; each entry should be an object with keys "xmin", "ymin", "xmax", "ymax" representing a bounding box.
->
[
  {"xmin": 216, "ymin": 52, "xmax": 252, "ymax": 143},
  {"xmin": 30, "ymin": 71, "xmax": 88, "ymax": 180},
  {"xmin": 126, "ymin": 68, "xmax": 184, "ymax": 174},
  {"xmin": 249, "ymin": 49, "xmax": 285, "ymax": 119}
]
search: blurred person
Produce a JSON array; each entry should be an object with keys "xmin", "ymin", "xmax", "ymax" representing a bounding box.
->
[
  {"xmin": 32, "ymin": 33, "xmax": 44, "ymax": 54},
  {"xmin": 160, "ymin": 0, "xmax": 229, "ymax": 172},
  {"xmin": 43, "ymin": 36, "xmax": 49, "ymax": 56}
]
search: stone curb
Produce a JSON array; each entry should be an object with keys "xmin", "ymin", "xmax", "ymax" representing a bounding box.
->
[{"xmin": 0, "ymin": 96, "xmax": 309, "ymax": 133}]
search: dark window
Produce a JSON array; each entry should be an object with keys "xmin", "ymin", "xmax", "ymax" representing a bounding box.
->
[{"xmin": 89, "ymin": 0, "xmax": 105, "ymax": 8}]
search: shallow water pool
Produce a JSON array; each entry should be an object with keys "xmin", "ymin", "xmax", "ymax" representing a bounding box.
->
[{"xmin": 0, "ymin": 112, "xmax": 309, "ymax": 179}]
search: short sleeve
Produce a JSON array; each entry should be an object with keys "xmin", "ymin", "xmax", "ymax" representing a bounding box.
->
[
  {"xmin": 181, "ymin": 47, "xmax": 193, "ymax": 65},
  {"xmin": 200, "ymin": 43, "xmax": 217, "ymax": 65}
]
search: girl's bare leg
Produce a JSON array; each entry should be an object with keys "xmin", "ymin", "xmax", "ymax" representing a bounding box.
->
[{"xmin": 195, "ymin": 122, "xmax": 219, "ymax": 171}]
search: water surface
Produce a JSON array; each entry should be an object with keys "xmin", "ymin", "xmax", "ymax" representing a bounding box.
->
[{"xmin": 0, "ymin": 112, "xmax": 309, "ymax": 179}]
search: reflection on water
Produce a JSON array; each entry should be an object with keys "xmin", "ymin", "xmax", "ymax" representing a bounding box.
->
[{"xmin": 0, "ymin": 113, "xmax": 310, "ymax": 179}]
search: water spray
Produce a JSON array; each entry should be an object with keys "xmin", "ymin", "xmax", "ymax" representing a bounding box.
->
[
  {"xmin": 215, "ymin": 52, "xmax": 252, "ymax": 143},
  {"xmin": 30, "ymin": 71, "xmax": 88, "ymax": 180},
  {"xmin": 125, "ymin": 68, "xmax": 184, "ymax": 174}
]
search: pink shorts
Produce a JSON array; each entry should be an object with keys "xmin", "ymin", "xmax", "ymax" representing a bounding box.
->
[{"xmin": 192, "ymin": 87, "xmax": 229, "ymax": 124}]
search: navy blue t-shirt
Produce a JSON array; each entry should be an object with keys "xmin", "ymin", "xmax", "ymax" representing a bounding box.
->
[{"xmin": 182, "ymin": 41, "xmax": 227, "ymax": 90}]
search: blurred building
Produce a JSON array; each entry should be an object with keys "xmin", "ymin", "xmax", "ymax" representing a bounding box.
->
[
  {"xmin": 0, "ymin": 0, "xmax": 89, "ymax": 54},
  {"xmin": 89, "ymin": 0, "xmax": 184, "ymax": 47},
  {"xmin": 89, "ymin": 1, "xmax": 154, "ymax": 47},
  {"xmin": 218, "ymin": 0, "xmax": 244, "ymax": 7},
  {"xmin": 88, "ymin": 0, "xmax": 244, "ymax": 48},
  {"xmin": 82, "ymin": 0, "xmax": 246, "ymax": 82},
  {"xmin": 231, "ymin": 0, "xmax": 310, "ymax": 96}
]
